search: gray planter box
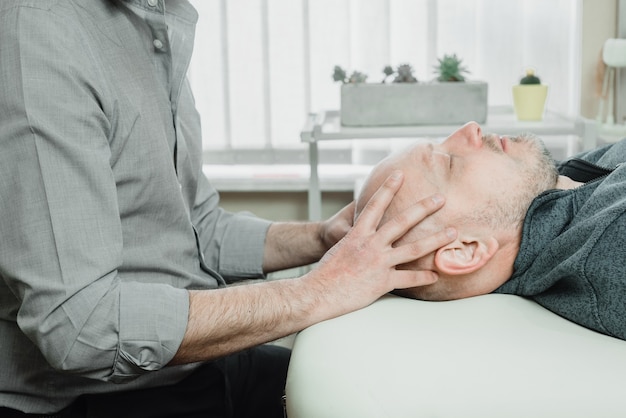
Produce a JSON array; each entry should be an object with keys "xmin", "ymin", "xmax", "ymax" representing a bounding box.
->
[{"xmin": 340, "ymin": 81, "xmax": 488, "ymax": 127}]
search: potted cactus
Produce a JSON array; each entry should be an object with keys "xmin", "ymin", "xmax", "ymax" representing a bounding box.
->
[
  {"xmin": 334, "ymin": 55, "xmax": 488, "ymax": 127},
  {"xmin": 512, "ymin": 69, "xmax": 548, "ymax": 120},
  {"xmin": 434, "ymin": 53, "xmax": 469, "ymax": 81}
]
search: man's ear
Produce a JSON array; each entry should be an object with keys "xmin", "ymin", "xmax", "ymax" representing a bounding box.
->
[{"xmin": 434, "ymin": 237, "xmax": 499, "ymax": 275}]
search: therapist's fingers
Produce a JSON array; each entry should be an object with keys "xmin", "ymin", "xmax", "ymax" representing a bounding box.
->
[
  {"xmin": 381, "ymin": 200, "xmax": 457, "ymax": 268},
  {"xmin": 314, "ymin": 175, "xmax": 453, "ymax": 307},
  {"xmin": 373, "ymin": 192, "xmax": 447, "ymax": 246},
  {"xmin": 389, "ymin": 227, "xmax": 458, "ymax": 289},
  {"xmin": 352, "ymin": 170, "xmax": 405, "ymax": 232},
  {"xmin": 320, "ymin": 200, "xmax": 356, "ymax": 249},
  {"xmin": 388, "ymin": 268, "xmax": 441, "ymax": 289}
]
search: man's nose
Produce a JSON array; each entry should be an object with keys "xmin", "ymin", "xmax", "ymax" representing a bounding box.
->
[{"xmin": 460, "ymin": 121, "xmax": 483, "ymax": 147}]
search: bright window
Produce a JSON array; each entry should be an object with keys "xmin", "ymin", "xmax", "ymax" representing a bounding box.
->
[{"xmin": 188, "ymin": 0, "xmax": 581, "ymax": 160}]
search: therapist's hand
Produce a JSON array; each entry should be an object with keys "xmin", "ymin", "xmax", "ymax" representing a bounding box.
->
[
  {"xmin": 310, "ymin": 171, "xmax": 457, "ymax": 315},
  {"xmin": 319, "ymin": 200, "xmax": 355, "ymax": 250},
  {"xmin": 173, "ymin": 171, "xmax": 455, "ymax": 364}
]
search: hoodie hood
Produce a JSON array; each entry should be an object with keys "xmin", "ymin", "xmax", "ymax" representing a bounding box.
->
[{"xmin": 495, "ymin": 139, "xmax": 626, "ymax": 339}]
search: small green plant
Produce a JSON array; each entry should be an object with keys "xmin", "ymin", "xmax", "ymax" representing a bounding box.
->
[
  {"xmin": 332, "ymin": 65, "xmax": 368, "ymax": 84},
  {"xmin": 520, "ymin": 68, "xmax": 541, "ymax": 84},
  {"xmin": 334, "ymin": 55, "xmax": 470, "ymax": 84},
  {"xmin": 433, "ymin": 54, "xmax": 469, "ymax": 82},
  {"xmin": 333, "ymin": 64, "xmax": 417, "ymax": 84},
  {"xmin": 382, "ymin": 64, "xmax": 418, "ymax": 83}
]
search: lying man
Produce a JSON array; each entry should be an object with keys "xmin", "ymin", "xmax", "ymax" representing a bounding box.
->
[{"xmin": 357, "ymin": 121, "xmax": 626, "ymax": 340}]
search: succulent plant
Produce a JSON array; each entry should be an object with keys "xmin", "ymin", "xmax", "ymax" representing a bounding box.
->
[
  {"xmin": 393, "ymin": 64, "xmax": 418, "ymax": 83},
  {"xmin": 380, "ymin": 64, "xmax": 418, "ymax": 83},
  {"xmin": 520, "ymin": 68, "xmax": 541, "ymax": 84},
  {"xmin": 333, "ymin": 66, "xmax": 368, "ymax": 84},
  {"xmin": 335, "ymin": 57, "xmax": 470, "ymax": 84},
  {"xmin": 348, "ymin": 71, "xmax": 368, "ymax": 84},
  {"xmin": 334, "ymin": 64, "xmax": 419, "ymax": 84},
  {"xmin": 434, "ymin": 54, "xmax": 469, "ymax": 82},
  {"xmin": 332, "ymin": 65, "xmax": 348, "ymax": 83},
  {"xmin": 382, "ymin": 65, "xmax": 395, "ymax": 82}
]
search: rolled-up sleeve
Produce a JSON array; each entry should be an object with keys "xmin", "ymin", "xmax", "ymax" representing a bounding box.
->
[
  {"xmin": 114, "ymin": 282, "xmax": 189, "ymax": 382},
  {"xmin": 192, "ymin": 173, "xmax": 272, "ymax": 280}
]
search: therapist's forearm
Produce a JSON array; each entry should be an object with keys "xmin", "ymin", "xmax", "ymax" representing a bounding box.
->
[{"xmin": 170, "ymin": 277, "xmax": 324, "ymax": 365}]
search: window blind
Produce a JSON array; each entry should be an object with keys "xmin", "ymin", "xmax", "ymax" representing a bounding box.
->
[{"xmin": 188, "ymin": 0, "xmax": 581, "ymax": 157}]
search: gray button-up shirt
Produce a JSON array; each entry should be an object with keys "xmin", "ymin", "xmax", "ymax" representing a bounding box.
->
[{"xmin": 0, "ymin": 0, "xmax": 270, "ymax": 413}]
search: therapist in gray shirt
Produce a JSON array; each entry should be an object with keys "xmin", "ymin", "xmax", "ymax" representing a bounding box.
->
[{"xmin": 0, "ymin": 1, "xmax": 454, "ymax": 416}]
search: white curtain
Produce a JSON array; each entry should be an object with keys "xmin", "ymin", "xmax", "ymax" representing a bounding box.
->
[{"xmin": 188, "ymin": 0, "xmax": 581, "ymax": 153}]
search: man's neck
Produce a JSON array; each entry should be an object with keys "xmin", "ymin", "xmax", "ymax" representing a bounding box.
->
[{"xmin": 556, "ymin": 175, "xmax": 584, "ymax": 190}]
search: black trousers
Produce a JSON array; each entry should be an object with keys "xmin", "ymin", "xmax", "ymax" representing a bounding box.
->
[{"xmin": 0, "ymin": 345, "xmax": 291, "ymax": 418}]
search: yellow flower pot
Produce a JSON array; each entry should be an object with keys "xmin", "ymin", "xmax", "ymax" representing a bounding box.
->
[{"xmin": 512, "ymin": 84, "xmax": 548, "ymax": 121}]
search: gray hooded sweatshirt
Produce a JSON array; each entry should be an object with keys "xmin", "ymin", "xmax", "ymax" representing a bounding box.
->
[{"xmin": 495, "ymin": 138, "xmax": 626, "ymax": 340}]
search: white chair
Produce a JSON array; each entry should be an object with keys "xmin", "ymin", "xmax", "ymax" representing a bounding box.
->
[{"xmin": 286, "ymin": 294, "xmax": 626, "ymax": 418}]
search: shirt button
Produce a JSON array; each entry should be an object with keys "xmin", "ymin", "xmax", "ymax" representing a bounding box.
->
[
  {"xmin": 153, "ymin": 39, "xmax": 164, "ymax": 50},
  {"xmin": 147, "ymin": 0, "xmax": 158, "ymax": 6}
]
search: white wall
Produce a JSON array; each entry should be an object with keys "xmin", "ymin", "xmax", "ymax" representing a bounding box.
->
[
  {"xmin": 219, "ymin": 191, "xmax": 352, "ymax": 222},
  {"xmin": 580, "ymin": 0, "xmax": 618, "ymax": 119},
  {"xmin": 219, "ymin": 0, "xmax": 620, "ymax": 222}
]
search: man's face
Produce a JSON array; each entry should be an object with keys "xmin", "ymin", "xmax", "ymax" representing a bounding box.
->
[
  {"xmin": 395, "ymin": 122, "xmax": 557, "ymax": 231},
  {"xmin": 357, "ymin": 122, "xmax": 558, "ymax": 300}
]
